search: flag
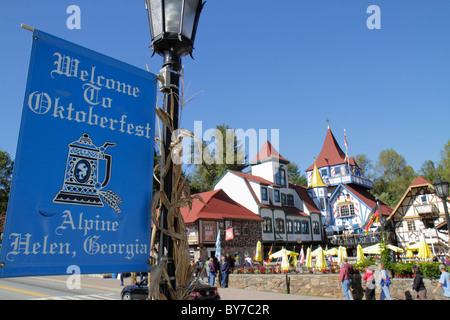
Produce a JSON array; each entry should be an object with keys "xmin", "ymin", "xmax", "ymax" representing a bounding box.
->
[
  {"xmin": 344, "ymin": 129, "xmax": 348, "ymax": 148},
  {"xmin": 215, "ymin": 230, "xmax": 221, "ymax": 259},
  {"xmin": 364, "ymin": 203, "xmax": 380, "ymax": 235},
  {"xmin": 265, "ymin": 245, "xmax": 273, "ymax": 264},
  {"xmin": 299, "ymin": 246, "xmax": 305, "ymax": 265},
  {"xmin": 225, "ymin": 227, "xmax": 234, "ymax": 241}
]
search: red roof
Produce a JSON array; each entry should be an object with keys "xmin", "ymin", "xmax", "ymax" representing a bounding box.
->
[
  {"xmin": 306, "ymin": 127, "xmax": 356, "ymax": 171},
  {"xmin": 229, "ymin": 170, "xmax": 279, "ymax": 186},
  {"xmin": 410, "ymin": 176, "xmax": 432, "ymax": 186},
  {"xmin": 344, "ymin": 184, "xmax": 393, "ymax": 217},
  {"xmin": 289, "ymin": 183, "xmax": 321, "ymax": 214},
  {"xmin": 181, "ymin": 189, "xmax": 264, "ymax": 223},
  {"xmin": 250, "ymin": 141, "xmax": 289, "ymax": 164}
]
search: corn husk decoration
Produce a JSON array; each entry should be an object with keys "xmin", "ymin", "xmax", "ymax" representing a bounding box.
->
[{"xmin": 149, "ymin": 73, "xmax": 205, "ymax": 300}]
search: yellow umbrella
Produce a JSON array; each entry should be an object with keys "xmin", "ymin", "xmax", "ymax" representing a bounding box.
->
[
  {"xmin": 324, "ymin": 248, "xmax": 339, "ymax": 256},
  {"xmin": 337, "ymin": 246, "xmax": 348, "ymax": 263},
  {"xmin": 269, "ymin": 248, "xmax": 298, "ymax": 259},
  {"xmin": 281, "ymin": 249, "xmax": 290, "ymax": 272},
  {"xmin": 418, "ymin": 236, "xmax": 432, "ymax": 259},
  {"xmin": 254, "ymin": 241, "xmax": 263, "ymax": 262},
  {"xmin": 356, "ymin": 244, "xmax": 365, "ymax": 264},
  {"xmin": 315, "ymin": 246, "xmax": 326, "ymax": 270},
  {"xmin": 406, "ymin": 249, "xmax": 414, "ymax": 258},
  {"xmin": 305, "ymin": 247, "xmax": 313, "ymax": 268},
  {"xmin": 362, "ymin": 243, "xmax": 404, "ymax": 254}
]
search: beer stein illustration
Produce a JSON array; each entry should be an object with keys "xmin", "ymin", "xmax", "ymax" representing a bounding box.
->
[{"xmin": 53, "ymin": 133, "xmax": 122, "ymax": 213}]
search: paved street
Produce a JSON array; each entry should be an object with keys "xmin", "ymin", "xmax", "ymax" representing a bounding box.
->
[{"xmin": 0, "ymin": 275, "xmax": 337, "ymax": 300}]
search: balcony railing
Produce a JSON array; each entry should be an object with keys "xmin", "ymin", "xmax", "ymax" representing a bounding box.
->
[
  {"xmin": 324, "ymin": 173, "xmax": 373, "ymax": 189},
  {"xmin": 328, "ymin": 231, "xmax": 396, "ymax": 247},
  {"xmin": 414, "ymin": 203, "xmax": 439, "ymax": 217}
]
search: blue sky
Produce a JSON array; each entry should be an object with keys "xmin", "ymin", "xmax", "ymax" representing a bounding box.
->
[{"xmin": 1, "ymin": 1, "xmax": 449, "ymax": 177}]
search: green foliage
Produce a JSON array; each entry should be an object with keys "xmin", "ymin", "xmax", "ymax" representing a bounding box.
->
[
  {"xmin": 0, "ymin": 149, "xmax": 14, "ymax": 214},
  {"xmin": 418, "ymin": 262, "xmax": 442, "ymax": 280},
  {"xmin": 189, "ymin": 124, "xmax": 248, "ymax": 193},
  {"xmin": 287, "ymin": 162, "xmax": 307, "ymax": 186}
]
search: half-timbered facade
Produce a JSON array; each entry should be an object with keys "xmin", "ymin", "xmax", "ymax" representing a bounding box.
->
[{"xmin": 387, "ymin": 176, "xmax": 449, "ymax": 253}]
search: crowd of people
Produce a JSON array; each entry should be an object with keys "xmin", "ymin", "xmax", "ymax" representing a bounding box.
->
[
  {"xmin": 193, "ymin": 254, "xmax": 237, "ymax": 288},
  {"xmin": 338, "ymin": 258, "xmax": 450, "ymax": 300}
]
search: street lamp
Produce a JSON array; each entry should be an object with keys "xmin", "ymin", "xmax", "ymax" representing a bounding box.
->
[
  {"xmin": 433, "ymin": 175, "xmax": 450, "ymax": 238},
  {"xmin": 145, "ymin": 0, "xmax": 204, "ymax": 299}
]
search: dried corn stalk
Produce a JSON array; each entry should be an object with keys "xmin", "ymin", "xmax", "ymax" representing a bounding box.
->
[{"xmin": 149, "ymin": 82, "xmax": 205, "ymax": 300}]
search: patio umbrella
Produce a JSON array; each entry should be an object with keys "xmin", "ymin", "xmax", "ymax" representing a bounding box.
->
[
  {"xmin": 305, "ymin": 247, "xmax": 313, "ymax": 268},
  {"xmin": 315, "ymin": 246, "xmax": 326, "ymax": 270},
  {"xmin": 362, "ymin": 243, "xmax": 404, "ymax": 254},
  {"xmin": 337, "ymin": 246, "xmax": 348, "ymax": 263},
  {"xmin": 417, "ymin": 236, "xmax": 432, "ymax": 259},
  {"xmin": 269, "ymin": 248, "xmax": 298, "ymax": 259},
  {"xmin": 280, "ymin": 249, "xmax": 290, "ymax": 272},
  {"xmin": 406, "ymin": 249, "xmax": 414, "ymax": 258},
  {"xmin": 254, "ymin": 241, "xmax": 263, "ymax": 262},
  {"xmin": 324, "ymin": 247, "xmax": 339, "ymax": 256},
  {"xmin": 356, "ymin": 244, "xmax": 365, "ymax": 264}
]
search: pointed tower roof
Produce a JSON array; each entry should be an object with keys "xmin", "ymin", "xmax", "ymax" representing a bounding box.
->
[
  {"xmin": 250, "ymin": 141, "xmax": 289, "ymax": 165},
  {"xmin": 309, "ymin": 161, "xmax": 327, "ymax": 188},
  {"xmin": 306, "ymin": 126, "xmax": 355, "ymax": 171}
]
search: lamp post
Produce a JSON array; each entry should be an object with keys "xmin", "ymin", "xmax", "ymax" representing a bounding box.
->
[
  {"xmin": 145, "ymin": 0, "xmax": 204, "ymax": 299},
  {"xmin": 433, "ymin": 175, "xmax": 450, "ymax": 239}
]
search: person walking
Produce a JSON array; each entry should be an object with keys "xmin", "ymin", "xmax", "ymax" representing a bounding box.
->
[
  {"xmin": 433, "ymin": 264, "xmax": 450, "ymax": 299},
  {"xmin": 410, "ymin": 266, "xmax": 427, "ymax": 300},
  {"xmin": 339, "ymin": 260, "xmax": 353, "ymax": 300},
  {"xmin": 206, "ymin": 258, "xmax": 216, "ymax": 287},
  {"xmin": 378, "ymin": 263, "xmax": 393, "ymax": 300},
  {"xmin": 219, "ymin": 255, "xmax": 230, "ymax": 288},
  {"xmin": 363, "ymin": 265, "xmax": 376, "ymax": 300}
]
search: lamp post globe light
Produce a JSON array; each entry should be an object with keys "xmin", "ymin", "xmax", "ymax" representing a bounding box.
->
[
  {"xmin": 433, "ymin": 176, "xmax": 450, "ymax": 239},
  {"xmin": 145, "ymin": 0, "xmax": 204, "ymax": 299}
]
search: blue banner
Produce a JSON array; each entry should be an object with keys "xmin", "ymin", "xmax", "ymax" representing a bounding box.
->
[{"xmin": 0, "ymin": 30, "xmax": 157, "ymax": 277}]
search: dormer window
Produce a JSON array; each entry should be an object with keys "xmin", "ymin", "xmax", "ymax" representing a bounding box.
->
[
  {"xmin": 274, "ymin": 189, "xmax": 280, "ymax": 203},
  {"xmin": 261, "ymin": 187, "xmax": 268, "ymax": 201},
  {"xmin": 275, "ymin": 168, "xmax": 286, "ymax": 187}
]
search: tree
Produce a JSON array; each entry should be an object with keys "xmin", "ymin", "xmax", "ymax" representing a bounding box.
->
[
  {"xmin": 0, "ymin": 150, "xmax": 14, "ymax": 215},
  {"xmin": 437, "ymin": 139, "xmax": 450, "ymax": 182},
  {"xmin": 354, "ymin": 154, "xmax": 374, "ymax": 179},
  {"xmin": 189, "ymin": 124, "xmax": 248, "ymax": 193},
  {"xmin": 372, "ymin": 149, "xmax": 416, "ymax": 208},
  {"xmin": 287, "ymin": 162, "xmax": 307, "ymax": 186},
  {"xmin": 419, "ymin": 160, "xmax": 438, "ymax": 183}
]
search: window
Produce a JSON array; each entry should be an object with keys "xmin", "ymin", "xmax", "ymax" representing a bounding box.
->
[
  {"xmin": 275, "ymin": 168, "xmax": 286, "ymax": 187},
  {"xmin": 338, "ymin": 204, "xmax": 355, "ymax": 218},
  {"xmin": 242, "ymin": 222, "xmax": 249, "ymax": 235},
  {"xmin": 286, "ymin": 220, "xmax": 293, "ymax": 234},
  {"xmin": 203, "ymin": 221, "xmax": 216, "ymax": 241},
  {"xmin": 263, "ymin": 218, "xmax": 272, "ymax": 233},
  {"xmin": 301, "ymin": 221, "xmax": 309, "ymax": 234},
  {"xmin": 313, "ymin": 221, "xmax": 320, "ymax": 234},
  {"xmin": 319, "ymin": 198, "xmax": 325, "ymax": 210},
  {"xmin": 420, "ymin": 195, "xmax": 428, "ymax": 204},
  {"xmin": 274, "ymin": 189, "xmax": 280, "ymax": 203},
  {"xmin": 287, "ymin": 194, "xmax": 294, "ymax": 206},
  {"xmin": 275, "ymin": 218, "xmax": 284, "ymax": 233},
  {"xmin": 281, "ymin": 193, "xmax": 286, "ymax": 205},
  {"xmin": 407, "ymin": 220, "xmax": 416, "ymax": 231},
  {"xmin": 261, "ymin": 187, "xmax": 268, "ymax": 201},
  {"xmin": 294, "ymin": 221, "xmax": 301, "ymax": 234}
]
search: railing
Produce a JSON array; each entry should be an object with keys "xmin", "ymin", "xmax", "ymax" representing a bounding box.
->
[
  {"xmin": 414, "ymin": 203, "xmax": 439, "ymax": 217},
  {"xmin": 328, "ymin": 231, "xmax": 396, "ymax": 247},
  {"xmin": 324, "ymin": 173, "xmax": 373, "ymax": 189}
]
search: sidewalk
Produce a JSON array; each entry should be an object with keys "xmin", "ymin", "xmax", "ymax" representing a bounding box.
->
[{"xmin": 32, "ymin": 275, "xmax": 338, "ymax": 300}]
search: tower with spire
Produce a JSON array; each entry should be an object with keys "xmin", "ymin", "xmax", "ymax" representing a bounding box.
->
[{"xmin": 305, "ymin": 125, "xmax": 385, "ymax": 234}]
